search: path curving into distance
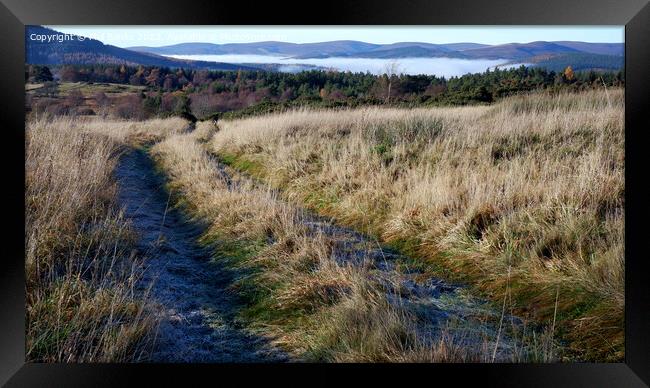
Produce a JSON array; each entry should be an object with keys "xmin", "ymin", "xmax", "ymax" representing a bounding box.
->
[{"xmin": 115, "ymin": 149, "xmax": 288, "ymax": 362}]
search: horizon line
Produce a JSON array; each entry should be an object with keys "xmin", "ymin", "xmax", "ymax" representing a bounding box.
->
[{"xmin": 42, "ymin": 26, "xmax": 625, "ymax": 47}]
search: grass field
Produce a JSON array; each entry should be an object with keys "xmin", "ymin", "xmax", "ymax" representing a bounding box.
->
[
  {"xmin": 26, "ymin": 81, "xmax": 147, "ymax": 96},
  {"xmin": 151, "ymin": 125, "xmax": 529, "ymax": 362},
  {"xmin": 25, "ymin": 88, "xmax": 624, "ymax": 362},
  {"xmin": 207, "ymin": 88, "xmax": 624, "ymax": 361}
]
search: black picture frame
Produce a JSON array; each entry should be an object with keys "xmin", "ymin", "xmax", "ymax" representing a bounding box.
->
[{"xmin": 1, "ymin": 0, "xmax": 649, "ymax": 386}]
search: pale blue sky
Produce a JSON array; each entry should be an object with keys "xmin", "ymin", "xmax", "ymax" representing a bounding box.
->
[{"xmin": 46, "ymin": 26, "xmax": 624, "ymax": 48}]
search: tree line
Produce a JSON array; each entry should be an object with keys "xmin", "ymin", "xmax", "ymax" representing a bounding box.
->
[{"xmin": 26, "ymin": 64, "xmax": 625, "ymax": 120}]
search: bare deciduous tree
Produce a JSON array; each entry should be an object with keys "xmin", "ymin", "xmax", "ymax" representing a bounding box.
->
[{"xmin": 382, "ymin": 61, "xmax": 401, "ymax": 104}]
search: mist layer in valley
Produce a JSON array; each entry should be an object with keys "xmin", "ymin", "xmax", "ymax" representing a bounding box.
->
[{"xmin": 165, "ymin": 54, "xmax": 525, "ymax": 76}]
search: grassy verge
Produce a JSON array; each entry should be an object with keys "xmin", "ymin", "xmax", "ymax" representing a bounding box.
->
[
  {"xmin": 25, "ymin": 116, "xmax": 186, "ymax": 362},
  {"xmin": 209, "ymin": 89, "xmax": 624, "ymax": 361}
]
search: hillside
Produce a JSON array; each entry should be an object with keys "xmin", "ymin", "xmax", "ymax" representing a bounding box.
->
[
  {"xmin": 461, "ymin": 41, "xmax": 580, "ymax": 59},
  {"xmin": 530, "ymin": 52, "xmax": 625, "ymax": 71},
  {"xmin": 553, "ymin": 41, "xmax": 624, "ymax": 56}
]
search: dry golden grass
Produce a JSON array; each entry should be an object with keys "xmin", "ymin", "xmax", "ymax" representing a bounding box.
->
[
  {"xmin": 150, "ymin": 127, "xmax": 505, "ymax": 362},
  {"xmin": 211, "ymin": 89, "xmax": 624, "ymax": 361},
  {"xmin": 25, "ymin": 116, "xmax": 186, "ymax": 362},
  {"xmin": 76, "ymin": 116, "xmax": 190, "ymax": 144},
  {"xmin": 27, "ymin": 89, "xmax": 620, "ymax": 362}
]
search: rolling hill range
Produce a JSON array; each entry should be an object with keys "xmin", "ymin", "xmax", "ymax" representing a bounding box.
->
[
  {"xmin": 128, "ymin": 40, "xmax": 382, "ymax": 58},
  {"xmin": 130, "ymin": 39, "xmax": 622, "ymax": 60},
  {"xmin": 26, "ymin": 26, "xmax": 258, "ymax": 71},
  {"xmin": 130, "ymin": 39, "xmax": 623, "ymax": 71},
  {"xmin": 129, "ymin": 41, "xmax": 488, "ymax": 59}
]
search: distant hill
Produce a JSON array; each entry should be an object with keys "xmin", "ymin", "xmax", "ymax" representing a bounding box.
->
[
  {"xmin": 460, "ymin": 41, "xmax": 581, "ymax": 60},
  {"xmin": 351, "ymin": 46, "xmax": 464, "ymax": 59},
  {"xmin": 552, "ymin": 41, "xmax": 624, "ymax": 56},
  {"xmin": 26, "ymin": 26, "xmax": 259, "ymax": 71},
  {"xmin": 529, "ymin": 52, "xmax": 624, "ymax": 72},
  {"xmin": 129, "ymin": 40, "xmax": 381, "ymax": 57},
  {"xmin": 439, "ymin": 42, "xmax": 491, "ymax": 51},
  {"xmin": 293, "ymin": 45, "xmax": 466, "ymax": 59}
]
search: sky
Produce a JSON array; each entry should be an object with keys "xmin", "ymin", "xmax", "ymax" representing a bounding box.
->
[{"xmin": 45, "ymin": 26, "xmax": 624, "ymax": 48}]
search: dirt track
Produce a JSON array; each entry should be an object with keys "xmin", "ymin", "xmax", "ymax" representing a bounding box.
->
[{"xmin": 115, "ymin": 149, "xmax": 287, "ymax": 362}]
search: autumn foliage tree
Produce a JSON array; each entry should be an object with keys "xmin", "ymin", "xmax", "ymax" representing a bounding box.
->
[{"xmin": 563, "ymin": 66, "xmax": 575, "ymax": 82}]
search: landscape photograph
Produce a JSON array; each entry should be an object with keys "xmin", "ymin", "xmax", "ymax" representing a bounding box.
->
[{"xmin": 24, "ymin": 25, "xmax": 624, "ymax": 363}]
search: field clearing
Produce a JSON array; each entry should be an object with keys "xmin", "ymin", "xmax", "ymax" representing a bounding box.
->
[
  {"xmin": 26, "ymin": 81, "xmax": 147, "ymax": 96},
  {"xmin": 25, "ymin": 83, "xmax": 44, "ymax": 91},
  {"xmin": 209, "ymin": 89, "xmax": 624, "ymax": 361}
]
